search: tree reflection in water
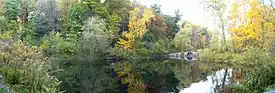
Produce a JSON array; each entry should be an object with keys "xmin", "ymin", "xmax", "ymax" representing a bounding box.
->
[{"xmin": 112, "ymin": 58, "xmax": 244, "ymax": 93}]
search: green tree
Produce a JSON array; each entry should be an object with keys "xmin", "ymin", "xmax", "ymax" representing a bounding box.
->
[
  {"xmin": 103, "ymin": 0, "xmax": 132, "ymax": 42},
  {"xmin": 31, "ymin": 0, "xmax": 60, "ymax": 42},
  {"xmin": 82, "ymin": 16, "xmax": 113, "ymax": 53},
  {"xmin": 164, "ymin": 9, "xmax": 181, "ymax": 39},
  {"xmin": 172, "ymin": 21, "xmax": 193, "ymax": 51},
  {"xmin": 18, "ymin": 0, "xmax": 36, "ymax": 23},
  {"xmin": 3, "ymin": 0, "xmax": 20, "ymax": 20},
  {"xmin": 64, "ymin": 2, "xmax": 89, "ymax": 39},
  {"xmin": 42, "ymin": 16, "xmax": 118, "ymax": 93},
  {"xmin": 1, "ymin": 0, "xmax": 20, "ymax": 35},
  {"xmin": 151, "ymin": 4, "xmax": 161, "ymax": 14}
]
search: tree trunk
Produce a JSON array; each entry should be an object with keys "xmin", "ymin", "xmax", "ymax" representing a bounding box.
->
[{"xmin": 220, "ymin": 15, "xmax": 226, "ymax": 50}]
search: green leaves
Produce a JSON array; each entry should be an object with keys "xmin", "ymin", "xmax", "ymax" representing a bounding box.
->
[
  {"xmin": 0, "ymin": 16, "xmax": 7, "ymax": 32},
  {"xmin": 3, "ymin": 0, "xmax": 20, "ymax": 20},
  {"xmin": 82, "ymin": 16, "xmax": 111, "ymax": 53},
  {"xmin": 0, "ymin": 88, "xmax": 4, "ymax": 93}
]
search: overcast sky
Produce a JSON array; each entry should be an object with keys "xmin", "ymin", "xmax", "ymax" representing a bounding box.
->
[{"xmin": 136, "ymin": 0, "xmax": 215, "ymax": 30}]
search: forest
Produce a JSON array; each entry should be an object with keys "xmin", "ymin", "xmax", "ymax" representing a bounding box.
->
[{"xmin": 1, "ymin": 0, "xmax": 275, "ymax": 93}]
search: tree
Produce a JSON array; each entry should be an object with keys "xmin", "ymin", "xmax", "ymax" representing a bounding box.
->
[
  {"xmin": 202, "ymin": 0, "xmax": 227, "ymax": 49},
  {"xmin": 3, "ymin": 0, "xmax": 20, "ymax": 20},
  {"xmin": 172, "ymin": 20, "xmax": 193, "ymax": 51},
  {"xmin": 209, "ymin": 31, "xmax": 220, "ymax": 50},
  {"xmin": 18, "ymin": 0, "xmax": 36, "ymax": 23},
  {"xmin": 0, "ymin": 0, "xmax": 22, "ymax": 40},
  {"xmin": 117, "ymin": 7, "xmax": 154, "ymax": 50},
  {"xmin": 261, "ymin": 0, "xmax": 275, "ymax": 51},
  {"xmin": 42, "ymin": 16, "xmax": 118, "ymax": 93},
  {"xmin": 146, "ymin": 5, "xmax": 168, "ymax": 41},
  {"xmin": 228, "ymin": 0, "xmax": 265, "ymax": 50},
  {"xmin": 151, "ymin": 4, "xmax": 161, "ymax": 14},
  {"xmin": 33, "ymin": 0, "xmax": 60, "ymax": 41},
  {"xmin": 57, "ymin": 0, "xmax": 78, "ymax": 22},
  {"xmin": 172, "ymin": 21, "xmax": 211, "ymax": 51},
  {"xmin": 164, "ymin": 9, "xmax": 182, "ymax": 39},
  {"xmin": 82, "ymin": 16, "xmax": 113, "ymax": 53},
  {"xmin": 103, "ymin": 0, "xmax": 132, "ymax": 42},
  {"xmin": 64, "ymin": 2, "xmax": 89, "ymax": 40},
  {"xmin": 61, "ymin": 0, "xmax": 127, "ymax": 43},
  {"xmin": 191, "ymin": 25, "xmax": 210, "ymax": 49}
]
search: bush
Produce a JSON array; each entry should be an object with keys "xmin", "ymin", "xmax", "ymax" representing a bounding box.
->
[
  {"xmin": 0, "ymin": 40, "xmax": 60, "ymax": 93},
  {"xmin": 1, "ymin": 68, "xmax": 22, "ymax": 85},
  {"xmin": 230, "ymin": 85, "xmax": 252, "ymax": 93},
  {"xmin": 151, "ymin": 40, "xmax": 167, "ymax": 54},
  {"xmin": 137, "ymin": 47, "xmax": 151, "ymax": 56},
  {"xmin": 222, "ymin": 47, "xmax": 275, "ymax": 93}
]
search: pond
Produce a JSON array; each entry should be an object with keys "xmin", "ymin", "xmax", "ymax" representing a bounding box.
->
[
  {"xmin": 0, "ymin": 53, "xmax": 242, "ymax": 93},
  {"xmin": 0, "ymin": 54, "xmax": 245, "ymax": 93},
  {"xmin": 111, "ymin": 57, "xmax": 241, "ymax": 93}
]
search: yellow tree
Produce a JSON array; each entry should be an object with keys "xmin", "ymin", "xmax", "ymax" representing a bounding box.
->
[
  {"xmin": 262, "ymin": 1, "xmax": 275, "ymax": 41},
  {"xmin": 117, "ymin": 7, "xmax": 154, "ymax": 50},
  {"xmin": 228, "ymin": 0, "xmax": 265, "ymax": 50}
]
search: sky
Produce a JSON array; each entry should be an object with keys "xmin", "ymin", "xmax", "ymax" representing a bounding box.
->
[{"xmin": 136, "ymin": 0, "xmax": 216, "ymax": 31}]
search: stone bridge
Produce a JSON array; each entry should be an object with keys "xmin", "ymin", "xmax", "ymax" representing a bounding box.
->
[{"xmin": 168, "ymin": 51, "xmax": 198, "ymax": 61}]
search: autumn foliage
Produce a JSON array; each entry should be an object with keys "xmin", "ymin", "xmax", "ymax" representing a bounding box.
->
[
  {"xmin": 229, "ymin": 0, "xmax": 267, "ymax": 50},
  {"xmin": 117, "ymin": 7, "xmax": 154, "ymax": 50}
]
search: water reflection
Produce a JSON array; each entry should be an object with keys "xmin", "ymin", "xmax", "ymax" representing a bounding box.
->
[
  {"xmin": 58, "ymin": 57, "xmax": 241, "ymax": 93},
  {"xmin": 113, "ymin": 59, "xmax": 180, "ymax": 93},
  {"xmin": 112, "ymin": 58, "xmax": 236, "ymax": 93},
  {"xmin": 180, "ymin": 69, "xmax": 233, "ymax": 93}
]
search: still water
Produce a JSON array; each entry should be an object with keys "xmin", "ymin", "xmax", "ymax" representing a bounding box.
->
[
  {"xmin": 112, "ymin": 58, "xmax": 238, "ymax": 93},
  {"xmin": 181, "ymin": 69, "xmax": 233, "ymax": 93},
  {"xmin": 0, "ymin": 56, "xmax": 240, "ymax": 93}
]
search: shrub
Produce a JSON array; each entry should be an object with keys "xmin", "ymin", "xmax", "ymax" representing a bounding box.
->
[{"xmin": 0, "ymin": 40, "xmax": 60, "ymax": 93}]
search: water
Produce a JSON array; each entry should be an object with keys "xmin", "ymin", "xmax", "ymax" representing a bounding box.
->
[
  {"xmin": 1, "ymin": 55, "xmax": 238, "ymax": 93},
  {"xmin": 48, "ymin": 54, "xmax": 242, "ymax": 93},
  {"xmin": 180, "ymin": 69, "xmax": 233, "ymax": 93},
  {"xmin": 112, "ymin": 58, "xmax": 237, "ymax": 93}
]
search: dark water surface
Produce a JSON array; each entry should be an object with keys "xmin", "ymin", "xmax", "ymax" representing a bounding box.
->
[{"xmin": 112, "ymin": 58, "xmax": 239, "ymax": 93}]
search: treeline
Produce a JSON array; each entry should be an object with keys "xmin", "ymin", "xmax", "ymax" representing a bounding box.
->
[
  {"xmin": 0, "ymin": 0, "xmax": 213, "ymax": 93},
  {"xmin": 3, "ymin": 0, "xmax": 275, "ymax": 92}
]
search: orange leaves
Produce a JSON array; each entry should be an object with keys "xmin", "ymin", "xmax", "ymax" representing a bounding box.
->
[
  {"xmin": 151, "ymin": 13, "xmax": 168, "ymax": 37},
  {"xmin": 117, "ymin": 7, "xmax": 154, "ymax": 50}
]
